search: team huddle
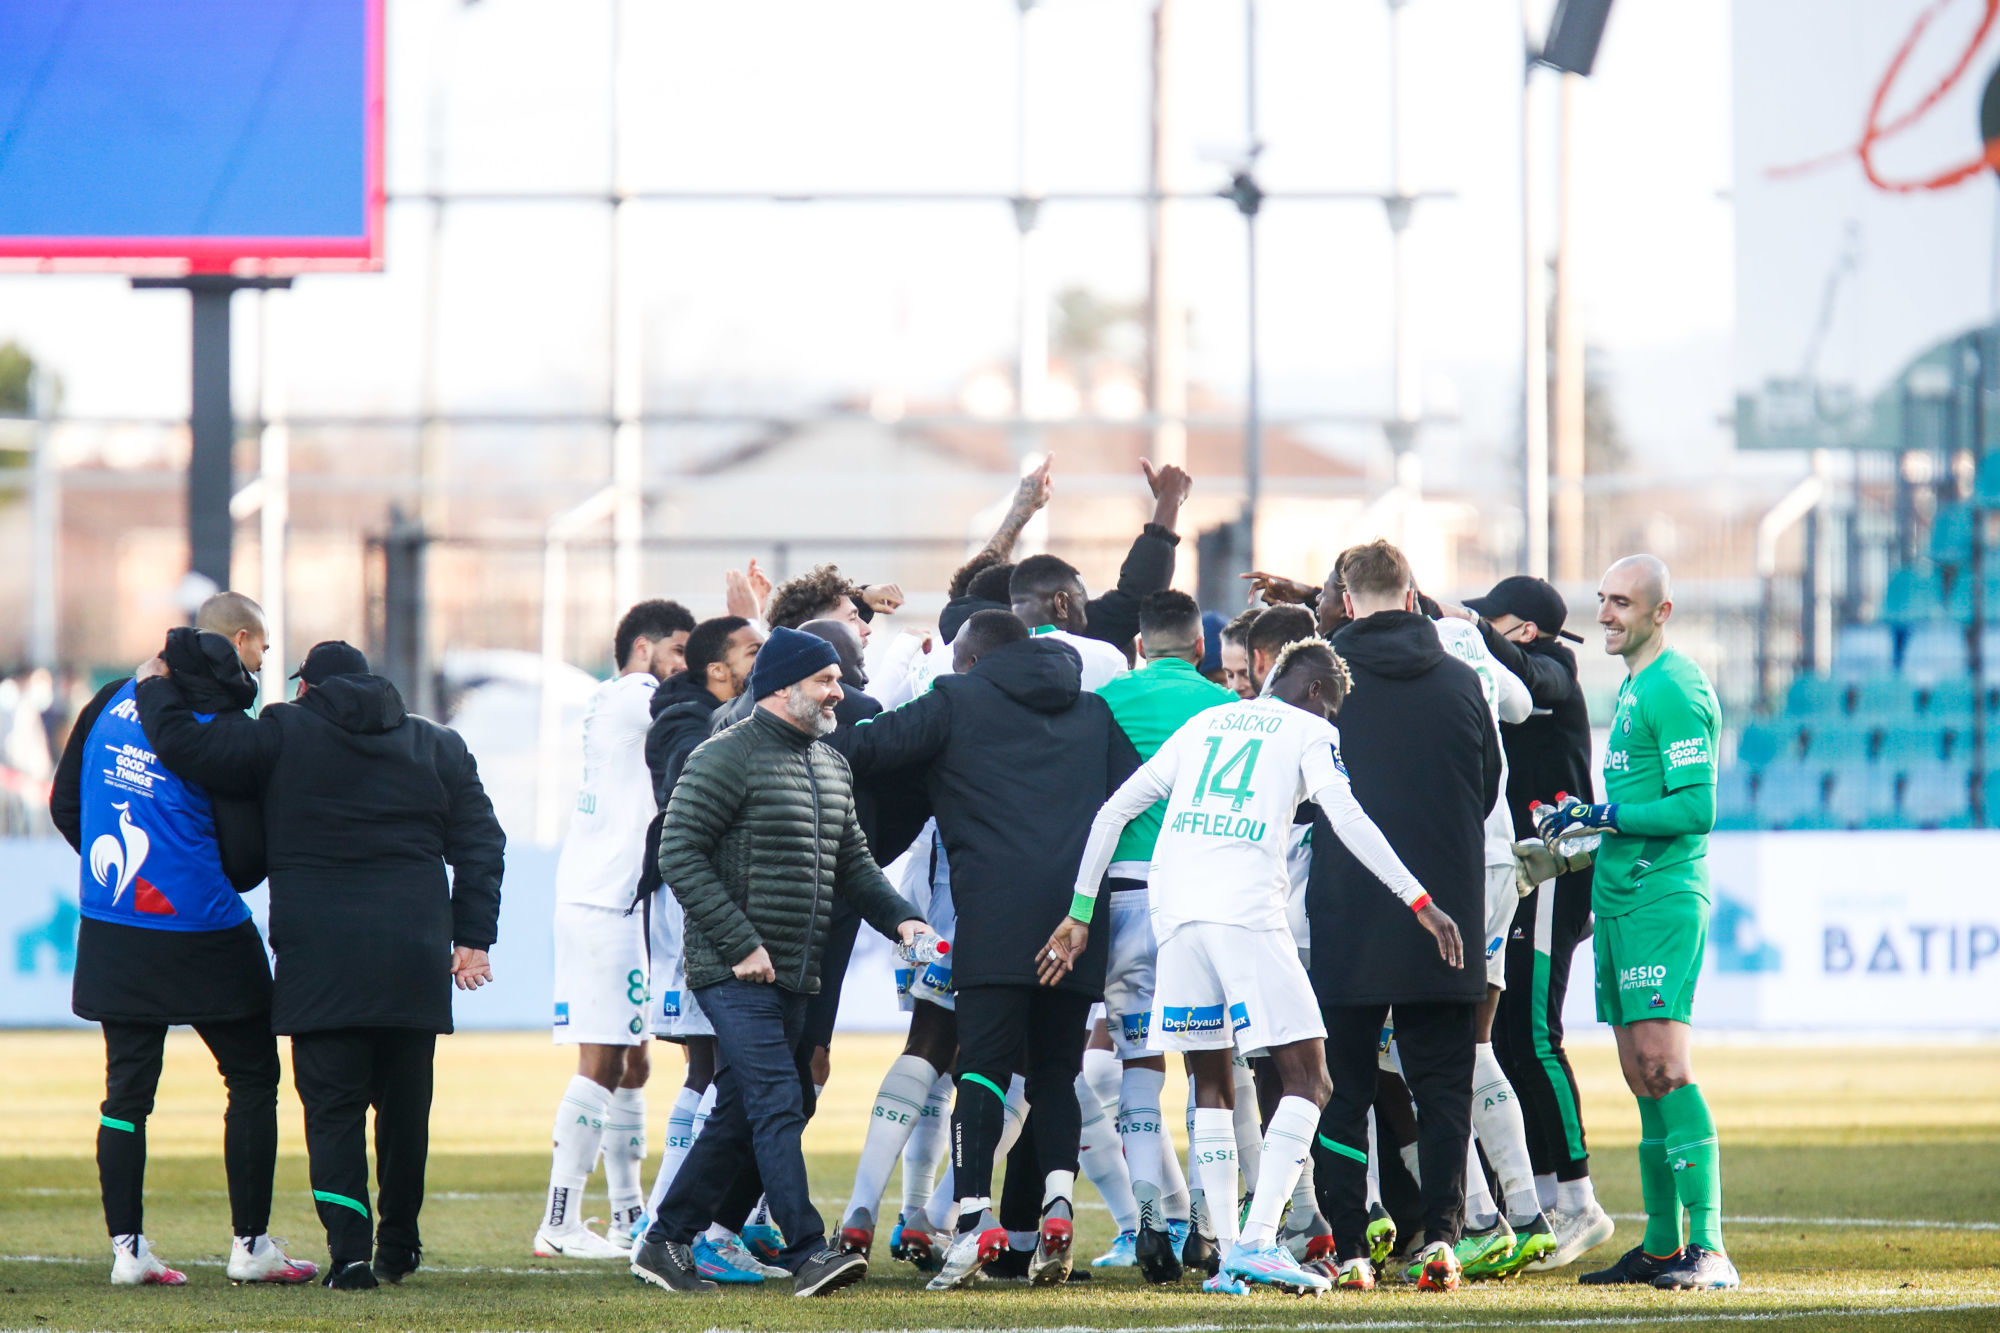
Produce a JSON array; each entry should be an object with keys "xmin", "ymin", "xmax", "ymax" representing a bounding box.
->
[
  {"xmin": 56, "ymin": 460, "xmax": 1730, "ymax": 1299},
  {"xmin": 534, "ymin": 462, "xmax": 1736, "ymax": 1300}
]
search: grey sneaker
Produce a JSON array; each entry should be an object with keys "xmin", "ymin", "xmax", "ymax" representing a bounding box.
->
[
  {"xmin": 793, "ymin": 1246, "xmax": 868, "ymax": 1297},
  {"xmin": 630, "ymin": 1237, "xmax": 719, "ymax": 1293}
]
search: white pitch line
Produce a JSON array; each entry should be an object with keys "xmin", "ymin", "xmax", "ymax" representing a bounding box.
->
[{"xmin": 671, "ymin": 1305, "xmax": 2000, "ymax": 1332}]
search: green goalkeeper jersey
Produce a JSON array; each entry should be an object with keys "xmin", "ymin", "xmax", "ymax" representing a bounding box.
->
[{"xmin": 1596, "ymin": 647, "xmax": 1721, "ymax": 917}]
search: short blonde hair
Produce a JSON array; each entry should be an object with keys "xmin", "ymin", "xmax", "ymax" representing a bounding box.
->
[
  {"xmin": 1270, "ymin": 636, "xmax": 1353, "ymax": 711},
  {"xmin": 195, "ymin": 591, "xmax": 265, "ymax": 641},
  {"xmin": 1336, "ymin": 540, "xmax": 1414, "ymax": 602}
]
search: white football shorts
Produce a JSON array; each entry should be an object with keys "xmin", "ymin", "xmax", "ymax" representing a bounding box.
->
[
  {"xmin": 890, "ymin": 827, "xmax": 956, "ymax": 1014},
  {"xmin": 1101, "ymin": 885, "xmax": 1158, "ymax": 1058},
  {"xmin": 1147, "ymin": 920, "xmax": 1325, "ymax": 1054},
  {"xmin": 552, "ymin": 902, "xmax": 647, "ymax": 1045},
  {"xmin": 646, "ymin": 890, "xmax": 713, "ymax": 1039},
  {"xmin": 1484, "ymin": 862, "xmax": 1516, "ymax": 990}
]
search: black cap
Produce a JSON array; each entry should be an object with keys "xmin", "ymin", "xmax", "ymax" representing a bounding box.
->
[
  {"xmin": 290, "ymin": 640, "xmax": 370, "ymax": 683},
  {"xmin": 1463, "ymin": 576, "xmax": 1582, "ymax": 642}
]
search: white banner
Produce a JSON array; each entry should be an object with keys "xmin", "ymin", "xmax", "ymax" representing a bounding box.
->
[
  {"xmin": 1559, "ymin": 831, "xmax": 2000, "ymax": 1033},
  {"xmin": 0, "ymin": 838, "xmax": 912, "ymax": 1032}
]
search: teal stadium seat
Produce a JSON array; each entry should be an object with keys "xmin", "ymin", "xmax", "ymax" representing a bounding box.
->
[
  {"xmin": 1734, "ymin": 721, "xmax": 1795, "ymax": 768},
  {"xmin": 1833, "ymin": 625, "xmax": 1894, "ymax": 677},
  {"xmin": 1850, "ymin": 675, "xmax": 1922, "ymax": 720},
  {"xmin": 1883, "ymin": 566, "xmax": 1947, "ymax": 626},
  {"xmin": 1945, "ymin": 573, "xmax": 2000, "ymax": 625},
  {"xmin": 1929, "ymin": 504, "xmax": 1974, "ymax": 566},
  {"xmin": 1876, "ymin": 725, "xmax": 1949, "ymax": 767},
  {"xmin": 1826, "ymin": 763, "xmax": 1899, "ymax": 828},
  {"xmin": 1924, "ymin": 678, "xmax": 1976, "ymax": 719},
  {"xmin": 1902, "ymin": 763, "xmax": 1972, "ymax": 828},
  {"xmin": 1714, "ymin": 768, "xmax": 1758, "ymax": 831},
  {"xmin": 1785, "ymin": 673, "xmax": 1848, "ymax": 718},
  {"xmin": 1902, "ymin": 623, "xmax": 1968, "ymax": 680},
  {"xmin": 1802, "ymin": 727, "xmax": 1873, "ymax": 765},
  {"xmin": 1982, "ymin": 628, "xmax": 2000, "ymax": 685},
  {"xmin": 1977, "ymin": 452, "xmax": 2000, "ymax": 509},
  {"xmin": 1754, "ymin": 762, "xmax": 1825, "ymax": 830}
]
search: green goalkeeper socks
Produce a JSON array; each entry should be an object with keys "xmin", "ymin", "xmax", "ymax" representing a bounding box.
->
[
  {"xmin": 1634, "ymin": 1096, "xmax": 1684, "ymax": 1256},
  {"xmin": 1658, "ymin": 1083, "xmax": 1724, "ymax": 1252}
]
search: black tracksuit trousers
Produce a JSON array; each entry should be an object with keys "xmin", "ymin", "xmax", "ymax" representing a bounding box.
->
[
  {"xmin": 950, "ymin": 985, "xmax": 1092, "ymax": 1207},
  {"xmin": 98, "ymin": 1018, "xmax": 280, "ymax": 1238},
  {"xmin": 1494, "ymin": 867, "xmax": 1594, "ymax": 1181},
  {"xmin": 1313, "ymin": 1000, "xmax": 1476, "ymax": 1258},
  {"xmin": 289, "ymin": 1028, "xmax": 436, "ymax": 1267}
]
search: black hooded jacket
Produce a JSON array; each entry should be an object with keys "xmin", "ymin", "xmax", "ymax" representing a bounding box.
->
[
  {"xmin": 135, "ymin": 672, "xmax": 505, "ymax": 1035},
  {"xmin": 1308, "ymin": 611, "xmax": 1499, "ymax": 1006},
  {"xmin": 937, "ymin": 522, "xmax": 1180, "ymax": 649},
  {"xmin": 845, "ymin": 636, "xmax": 1139, "ymax": 995},
  {"xmin": 1475, "ymin": 622, "xmax": 1596, "ymax": 837},
  {"xmin": 49, "ymin": 627, "xmax": 273, "ymax": 1024}
]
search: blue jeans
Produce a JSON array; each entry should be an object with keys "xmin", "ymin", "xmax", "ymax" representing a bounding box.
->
[{"xmin": 649, "ymin": 979, "xmax": 822, "ymax": 1269}]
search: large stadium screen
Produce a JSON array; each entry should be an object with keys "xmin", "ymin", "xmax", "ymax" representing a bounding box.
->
[
  {"xmin": 1734, "ymin": 0, "xmax": 2000, "ymax": 451},
  {"xmin": 0, "ymin": 0, "xmax": 382, "ymax": 273}
]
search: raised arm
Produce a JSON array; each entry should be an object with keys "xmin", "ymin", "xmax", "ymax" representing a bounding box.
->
[
  {"xmin": 134, "ymin": 674, "xmax": 280, "ymax": 797},
  {"xmin": 1069, "ymin": 740, "xmax": 1179, "ymax": 925},
  {"xmin": 1084, "ymin": 465, "xmax": 1189, "ymax": 652}
]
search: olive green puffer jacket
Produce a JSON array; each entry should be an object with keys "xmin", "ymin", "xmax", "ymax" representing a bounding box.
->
[{"xmin": 660, "ymin": 705, "xmax": 920, "ymax": 993}]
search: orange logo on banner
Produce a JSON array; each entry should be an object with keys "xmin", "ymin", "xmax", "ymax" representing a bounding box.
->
[{"xmin": 1770, "ymin": 0, "xmax": 2000, "ymax": 192}]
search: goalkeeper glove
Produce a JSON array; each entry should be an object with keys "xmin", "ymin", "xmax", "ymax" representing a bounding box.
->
[
  {"xmin": 1532, "ymin": 792, "xmax": 1618, "ymax": 843},
  {"xmin": 1510, "ymin": 837, "xmax": 1595, "ymax": 897}
]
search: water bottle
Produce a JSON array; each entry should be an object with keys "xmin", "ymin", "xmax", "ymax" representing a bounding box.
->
[{"xmin": 895, "ymin": 933, "xmax": 950, "ymax": 966}]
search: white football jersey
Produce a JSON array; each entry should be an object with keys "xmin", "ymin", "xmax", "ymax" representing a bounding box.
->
[
  {"xmin": 553, "ymin": 672, "xmax": 659, "ymax": 910},
  {"xmin": 1434, "ymin": 616, "xmax": 1530, "ymax": 866},
  {"xmin": 1075, "ymin": 696, "xmax": 1426, "ymax": 935}
]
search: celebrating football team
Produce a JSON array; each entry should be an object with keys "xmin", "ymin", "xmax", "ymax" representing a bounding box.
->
[{"xmin": 64, "ymin": 457, "xmax": 1733, "ymax": 1298}]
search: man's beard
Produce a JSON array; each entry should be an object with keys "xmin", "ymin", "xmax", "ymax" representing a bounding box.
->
[{"xmin": 783, "ymin": 685, "xmax": 838, "ymax": 737}]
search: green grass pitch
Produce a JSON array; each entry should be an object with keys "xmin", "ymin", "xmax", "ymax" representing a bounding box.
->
[{"xmin": 4, "ymin": 1031, "xmax": 1999, "ymax": 1332}]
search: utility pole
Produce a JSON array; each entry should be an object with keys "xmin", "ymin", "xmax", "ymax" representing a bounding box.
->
[
  {"xmin": 1520, "ymin": 0, "xmax": 1551, "ymax": 579},
  {"xmin": 1552, "ymin": 71, "xmax": 1587, "ymax": 582},
  {"xmin": 1147, "ymin": 0, "xmax": 1188, "ymax": 473}
]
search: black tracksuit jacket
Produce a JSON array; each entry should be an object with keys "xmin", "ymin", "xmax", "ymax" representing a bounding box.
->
[
  {"xmin": 845, "ymin": 636, "xmax": 1139, "ymax": 997},
  {"xmin": 136, "ymin": 672, "xmax": 505, "ymax": 1035},
  {"xmin": 1475, "ymin": 622, "xmax": 1596, "ymax": 837},
  {"xmin": 1308, "ymin": 611, "xmax": 1499, "ymax": 1007}
]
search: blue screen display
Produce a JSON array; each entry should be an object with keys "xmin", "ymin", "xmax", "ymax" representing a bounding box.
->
[{"xmin": 0, "ymin": 0, "xmax": 370, "ymax": 247}]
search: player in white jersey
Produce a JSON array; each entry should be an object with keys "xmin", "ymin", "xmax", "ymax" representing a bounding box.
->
[
  {"xmin": 1047, "ymin": 639, "xmax": 1462, "ymax": 1297},
  {"xmin": 1434, "ymin": 607, "xmax": 1557, "ymax": 1277},
  {"xmin": 536, "ymin": 600, "xmax": 693, "ymax": 1260}
]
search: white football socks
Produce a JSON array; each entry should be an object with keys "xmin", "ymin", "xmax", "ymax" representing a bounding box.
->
[
  {"xmin": 901, "ymin": 1071, "xmax": 953, "ymax": 1218},
  {"xmin": 1537, "ymin": 1171, "xmax": 1559, "ymax": 1211},
  {"xmin": 1118, "ymin": 1064, "xmax": 1171, "ymax": 1225},
  {"xmin": 1286, "ymin": 1150, "xmax": 1317, "ymax": 1228},
  {"xmin": 603, "ymin": 1086, "xmax": 647, "ymax": 1228},
  {"xmin": 643, "ymin": 1082, "xmax": 712, "ymax": 1228},
  {"xmin": 847, "ymin": 1055, "xmax": 939, "ymax": 1220},
  {"xmin": 1230, "ymin": 1058, "xmax": 1262, "ymax": 1192},
  {"xmin": 1557, "ymin": 1174, "xmax": 1597, "ymax": 1214},
  {"xmin": 1239, "ymin": 1096, "xmax": 1317, "ymax": 1250},
  {"xmin": 1465, "ymin": 1132, "xmax": 1500, "ymax": 1231},
  {"xmin": 1471, "ymin": 1042, "xmax": 1542, "ymax": 1222},
  {"xmin": 545, "ymin": 1075, "xmax": 610, "ymax": 1232},
  {"xmin": 1365, "ymin": 1108, "xmax": 1384, "ymax": 1208},
  {"xmin": 1190, "ymin": 1106, "xmax": 1240, "ymax": 1249},
  {"xmin": 1082, "ymin": 1044, "xmax": 1122, "ymax": 1112},
  {"xmin": 1076, "ymin": 1072, "xmax": 1138, "ymax": 1232}
]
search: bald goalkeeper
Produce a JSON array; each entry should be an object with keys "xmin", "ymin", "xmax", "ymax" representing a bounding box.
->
[{"xmin": 1531, "ymin": 556, "xmax": 1733, "ymax": 1292}]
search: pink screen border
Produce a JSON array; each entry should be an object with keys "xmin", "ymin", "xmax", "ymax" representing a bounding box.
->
[{"xmin": 0, "ymin": 0, "xmax": 385, "ymax": 275}]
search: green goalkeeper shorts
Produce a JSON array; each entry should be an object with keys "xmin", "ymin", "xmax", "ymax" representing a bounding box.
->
[{"xmin": 1593, "ymin": 890, "xmax": 1707, "ymax": 1027}]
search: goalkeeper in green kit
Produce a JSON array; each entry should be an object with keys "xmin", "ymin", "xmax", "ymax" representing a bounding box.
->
[{"xmin": 1529, "ymin": 555, "xmax": 1736, "ymax": 1291}]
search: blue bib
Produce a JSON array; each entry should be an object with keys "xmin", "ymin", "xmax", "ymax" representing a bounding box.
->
[{"xmin": 76, "ymin": 681, "xmax": 249, "ymax": 933}]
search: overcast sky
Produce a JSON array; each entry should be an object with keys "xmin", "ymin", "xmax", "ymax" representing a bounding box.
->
[{"xmin": 0, "ymin": 0, "xmax": 1741, "ymax": 488}]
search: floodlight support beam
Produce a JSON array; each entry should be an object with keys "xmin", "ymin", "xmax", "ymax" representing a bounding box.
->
[{"xmin": 133, "ymin": 275, "xmax": 293, "ymax": 600}]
